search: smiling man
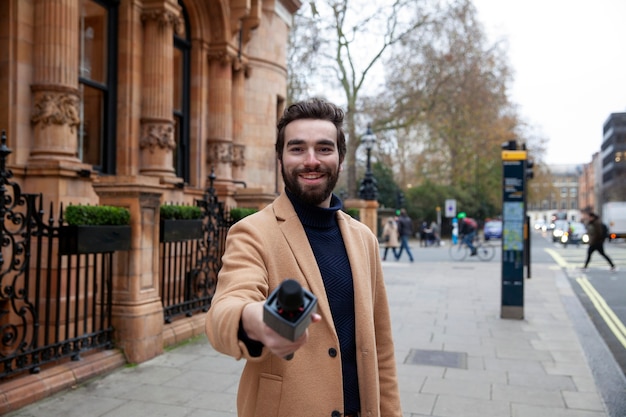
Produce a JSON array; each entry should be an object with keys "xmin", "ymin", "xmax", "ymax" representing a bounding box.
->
[{"xmin": 205, "ymin": 98, "xmax": 402, "ymax": 417}]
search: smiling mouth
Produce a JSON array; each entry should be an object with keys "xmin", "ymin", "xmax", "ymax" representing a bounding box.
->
[{"xmin": 300, "ymin": 173, "xmax": 324, "ymax": 180}]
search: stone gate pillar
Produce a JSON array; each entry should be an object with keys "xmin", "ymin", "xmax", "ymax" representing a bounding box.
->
[{"xmin": 139, "ymin": 0, "xmax": 180, "ymax": 178}]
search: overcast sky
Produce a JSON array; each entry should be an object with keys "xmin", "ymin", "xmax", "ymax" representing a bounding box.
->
[{"xmin": 472, "ymin": 0, "xmax": 626, "ymax": 166}]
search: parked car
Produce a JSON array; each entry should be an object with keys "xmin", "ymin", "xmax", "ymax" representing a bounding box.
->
[
  {"xmin": 561, "ymin": 221, "xmax": 589, "ymax": 246},
  {"xmin": 483, "ymin": 219, "xmax": 502, "ymax": 240}
]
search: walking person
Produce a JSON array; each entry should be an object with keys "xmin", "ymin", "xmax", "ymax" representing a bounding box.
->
[
  {"xmin": 581, "ymin": 210, "xmax": 616, "ymax": 271},
  {"xmin": 395, "ymin": 208, "xmax": 415, "ymax": 262},
  {"xmin": 381, "ymin": 216, "xmax": 400, "ymax": 261},
  {"xmin": 430, "ymin": 220, "xmax": 441, "ymax": 246},
  {"xmin": 205, "ymin": 98, "xmax": 402, "ymax": 417}
]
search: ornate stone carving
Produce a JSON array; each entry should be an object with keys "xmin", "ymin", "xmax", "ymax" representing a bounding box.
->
[
  {"xmin": 31, "ymin": 92, "xmax": 80, "ymax": 133},
  {"xmin": 207, "ymin": 49, "xmax": 233, "ymax": 66},
  {"xmin": 207, "ymin": 141, "xmax": 233, "ymax": 164},
  {"xmin": 232, "ymin": 144, "xmax": 246, "ymax": 167},
  {"xmin": 140, "ymin": 122, "xmax": 176, "ymax": 152},
  {"xmin": 141, "ymin": 9, "xmax": 183, "ymax": 35}
]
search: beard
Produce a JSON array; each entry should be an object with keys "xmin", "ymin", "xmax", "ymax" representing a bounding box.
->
[{"xmin": 281, "ymin": 165, "xmax": 340, "ymax": 206}]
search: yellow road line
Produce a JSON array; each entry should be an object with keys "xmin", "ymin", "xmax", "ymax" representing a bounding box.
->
[
  {"xmin": 545, "ymin": 248, "xmax": 569, "ymax": 268},
  {"xmin": 576, "ymin": 277, "xmax": 626, "ymax": 349},
  {"xmin": 545, "ymin": 248, "xmax": 626, "ymax": 349}
]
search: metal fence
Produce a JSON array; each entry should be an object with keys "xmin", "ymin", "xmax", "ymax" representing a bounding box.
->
[
  {"xmin": 159, "ymin": 173, "xmax": 231, "ymax": 323},
  {"xmin": 0, "ymin": 133, "xmax": 114, "ymax": 379},
  {"xmin": 0, "ymin": 130, "xmax": 232, "ymax": 380}
]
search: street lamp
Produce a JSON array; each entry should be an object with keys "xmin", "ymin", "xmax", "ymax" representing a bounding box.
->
[{"xmin": 358, "ymin": 123, "xmax": 378, "ymax": 201}]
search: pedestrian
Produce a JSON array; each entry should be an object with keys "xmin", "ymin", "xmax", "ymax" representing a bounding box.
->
[
  {"xmin": 581, "ymin": 210, "xmax": 616, "ymax": 271},
  {"xmin": 381, "ymin": 216, "xmax": 400, "ymax": 260},
  {"xmin": 419, "ymin": 221, "xmax": 428, "ymax": 247},
  {"xmin": 452, "ymin": 217, "xmax": 459, "ymax": 244},
  {"xmin": 430, "ymin": 220, "xmax": 440, "ymax": 246},
  {"xmin": 395, "ymin": 208, "xmax": 415, "ymax": 261},
  {"xmin": 205, "ymin": 98, "xmax": 402, "ymax": 417}
]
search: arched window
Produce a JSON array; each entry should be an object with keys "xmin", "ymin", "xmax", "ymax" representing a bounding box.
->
[
  {"xmin": 78, "ymin": 0, "xmax": 118, "ymax": 173},
  {"xmin": 174, "ymin": 1, "xmax": 191, "ymax": 183}
]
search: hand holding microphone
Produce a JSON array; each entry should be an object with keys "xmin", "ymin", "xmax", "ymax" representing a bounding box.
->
[{"xmin": 263, "ymin": 279, "xmax": 317, "ymax": 360}]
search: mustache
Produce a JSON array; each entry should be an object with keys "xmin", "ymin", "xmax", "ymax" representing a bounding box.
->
[{"xmin": 295, "ymin": 167, "xmax": 330, "ymax": 175}]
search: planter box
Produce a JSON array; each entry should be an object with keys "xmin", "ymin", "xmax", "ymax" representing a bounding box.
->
[
  {"xmin": 59, "ymin": 225, "xmax": 131, "ymax": 254},
  {"xmin": 160, "ymin": 219, "xmax": 203, "ymax": 242}
]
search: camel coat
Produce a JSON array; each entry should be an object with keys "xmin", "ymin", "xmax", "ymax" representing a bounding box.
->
[{"xmin": 205, "ymin": 193, "xmax": 402, "ymax": 417}]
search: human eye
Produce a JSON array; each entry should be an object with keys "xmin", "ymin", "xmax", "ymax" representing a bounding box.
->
[
  {"xmin": 317, "ymin": 142, "xmax": 336, "ymax": 154},
  {"xmin": 287, "ymin": 145, "xmax": 304, "ymax": 153}
]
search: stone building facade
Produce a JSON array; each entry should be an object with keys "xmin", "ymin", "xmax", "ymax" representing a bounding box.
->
[{"xmin": 0, "ymin": 0, "xmax": 299, "ymax": 410}]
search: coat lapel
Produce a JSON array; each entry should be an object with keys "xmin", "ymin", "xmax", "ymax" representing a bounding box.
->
[{"xmin": 272, "ymin": 194, "xmax": 335, "ymax": 334}]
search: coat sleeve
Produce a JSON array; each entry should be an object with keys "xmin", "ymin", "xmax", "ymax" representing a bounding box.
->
[{"xmin": 205, "ymin": 215, "xmax": 272, "ymax": 361}]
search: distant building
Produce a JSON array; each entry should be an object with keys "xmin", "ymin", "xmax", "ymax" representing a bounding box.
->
[
  {"xmin": 547, "ymin": 164, "xmax": 581, "ymax": 217},
  {"xmin": 527, "ymin": 163, "xmax": 582, "ymax": 223},
  {"xmin": 578, "ymin": 152, "xmax": 601, "ymax": 213},
  {"xmin": 601, "ymin": 112, "xmax": 626, "ymax": 201}
]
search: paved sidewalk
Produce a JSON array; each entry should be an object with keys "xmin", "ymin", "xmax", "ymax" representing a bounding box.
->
[{"xmin": 4, "ymin": 254, "xmax": 624, "ymax": 417}]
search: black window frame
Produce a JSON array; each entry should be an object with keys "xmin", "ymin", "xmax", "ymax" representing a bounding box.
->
[
  {"xmin": 78, "ymin": 0, "xmax": 118, "ymax": 174},
  {"xmin": 174, "ymin": 0, "xmax": 191, "ymax": 183}
]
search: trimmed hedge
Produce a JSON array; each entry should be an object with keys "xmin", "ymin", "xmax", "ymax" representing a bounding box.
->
[
  {"xmin": 65, "ymin": 205, "xmax": 130, "ymax": 226},
  {"xmin": 230, "ymin": 207, "xmax": 258, "ymax": 223},
  {"xmin": 160, "ymin": 204, "xmax": 203, "ymax": 220}
]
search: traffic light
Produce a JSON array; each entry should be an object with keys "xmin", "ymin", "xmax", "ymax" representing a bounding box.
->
[
  {"xmin": 396, "ymin": 191, "xmax": 405, "ymax": 209},
  {"xmin": 526, "ymin": 159, "xmax": 534, "ymax": 180}
]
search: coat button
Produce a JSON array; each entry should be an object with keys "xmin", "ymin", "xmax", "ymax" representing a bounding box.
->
[
  {"xmin": 328, "ymin": 347, "xmax": 337, "ymax": 357},
  {"xmin": 331, "ymin": 411, "xmax": 341, "ymax": 417}
]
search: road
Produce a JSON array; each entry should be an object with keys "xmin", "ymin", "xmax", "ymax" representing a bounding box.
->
[{"xmin": 531, "ymin": 230, "xmax": 626, "ymax": 377}]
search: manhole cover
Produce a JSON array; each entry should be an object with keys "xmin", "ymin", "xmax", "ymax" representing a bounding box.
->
[{"xmin": 405, "ymin": 349, "xmax": 467, "ymax": 369}]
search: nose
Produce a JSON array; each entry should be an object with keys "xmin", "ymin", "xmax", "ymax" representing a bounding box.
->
[{"xmin": 303, "ymin": 149, "xmax": 321, "ymax": 167}]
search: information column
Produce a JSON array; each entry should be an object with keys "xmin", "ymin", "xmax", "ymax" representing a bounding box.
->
[{"xmin": 501, "ymin": 150, "xmax": 527, "ymax": 319}]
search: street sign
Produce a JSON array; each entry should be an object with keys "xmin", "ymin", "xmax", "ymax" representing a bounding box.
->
[{"xmin": 445, "ymin": 199, "xmax": 456, "ymax": 218}]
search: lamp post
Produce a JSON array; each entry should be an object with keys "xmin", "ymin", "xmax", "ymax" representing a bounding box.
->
[{"xmin": 358, "ymin": 124, "xmax": 378, "ymax": 201}]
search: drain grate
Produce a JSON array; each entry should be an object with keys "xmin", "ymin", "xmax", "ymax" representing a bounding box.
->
[{"xmin": 405, "ymin": 349, "xmax": 467, "ymax": 369}]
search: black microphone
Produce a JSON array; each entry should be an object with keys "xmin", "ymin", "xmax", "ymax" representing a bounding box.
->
[{"xmin": 263, "ymin": 279, "xmax": 317, "ymax": 360}]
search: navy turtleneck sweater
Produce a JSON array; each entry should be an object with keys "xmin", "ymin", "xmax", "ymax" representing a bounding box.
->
[{"xmin": 286, "ymin": 189, "xmax": 360, "ymax": 414}]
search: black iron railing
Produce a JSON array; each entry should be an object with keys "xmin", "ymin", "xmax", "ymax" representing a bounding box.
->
[
  {"xmin": 0, "ymin": 132, "xmax": 114, "ymax": 379},
  {"xmin": 159, "ymin": 171, "xmax": 231, "ymax": 323}
]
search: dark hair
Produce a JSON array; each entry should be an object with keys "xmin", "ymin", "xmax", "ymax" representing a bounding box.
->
[{"xmin": 275, "ymin": 98, "xmax": 347, "ymax": 162}]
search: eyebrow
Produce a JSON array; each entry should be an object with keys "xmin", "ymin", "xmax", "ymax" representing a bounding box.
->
[{"xmin": 286, "ymin": 138, "xmax": 336, "ymax": 147}]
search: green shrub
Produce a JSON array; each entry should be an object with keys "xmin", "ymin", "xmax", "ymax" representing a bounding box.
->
[
  {"xmin": 230, "ymin": 207, "xmax": 258, "ymax": 223},
  {"xmin": 65, "ymin": 205, "xmax": 130, "ymax": 226},
  {"xmin": 345, "ymin": 208, "xmax": 360, "ymax": 219},
  {"xmin": 160, "ymin": 204, "xmax": 203, "ymax": 220}
]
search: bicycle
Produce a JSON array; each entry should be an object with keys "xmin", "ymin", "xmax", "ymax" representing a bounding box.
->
[{"xmin": 449, "ymin": 238, "xmax": 495, "ymax": 261}]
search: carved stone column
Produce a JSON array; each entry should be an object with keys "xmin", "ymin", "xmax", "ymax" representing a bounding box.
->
[
  {"xmin": 139, "ymin": 0, "xmax": 180, "ymax": 177},
  {"xmin": 29, "ymin": 0, "xmax": 81, "ymax": 164},
  {"xmin": 207, "ymin": 51, "xmax": 234, "ymax": 182},
  {"xmin": 231, "ymin": 64, "xmax": 246, "ymax": 181}
]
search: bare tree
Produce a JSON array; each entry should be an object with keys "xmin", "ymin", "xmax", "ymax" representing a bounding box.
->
[{"xmin": 289, "ymin": 0, "xmax": 442, "ymax": 197}]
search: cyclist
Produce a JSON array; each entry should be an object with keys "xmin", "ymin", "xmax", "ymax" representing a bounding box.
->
[{"xmin": 457, "ymin": 212, "xmax": 478, "ymax": 256}]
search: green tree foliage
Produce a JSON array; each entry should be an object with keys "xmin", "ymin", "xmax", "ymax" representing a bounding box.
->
[{"xmin": 371, "ymin": 161, "xmax": 400, "ymax": 209}]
